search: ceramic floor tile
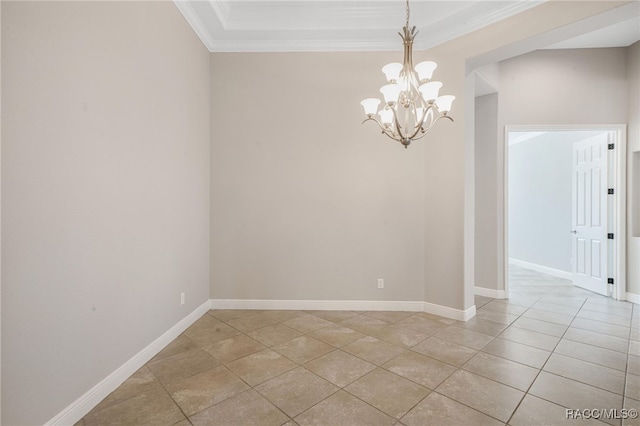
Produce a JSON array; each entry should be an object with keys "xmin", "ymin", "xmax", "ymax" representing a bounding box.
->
[
  {"xmin": 463, "ymin": 351, "xmax": 539, "ymax": 391},
  {"xmin": 272, "ymin": 336, "xmax": 334, "ymax": 364},
  {"xmin": 529, "ymin": 371, "xmax": 623, "ymax": 426},
  {"xmin": 511, "ymin": 316, "xmax": 568, "ymax": 337},
  {"xmin": 306, "ymin": 310, "xmax": 358, "ymax": 322},
  {"xmin": 581, "ymin": 302, "xmax": 633, "ymax": 317},
  {"xmin": 183, "ymin": 322, "xmax": 242, "ymax": 346},
  {"xmin": 362, "ymin": 311, "xmax": 414, "ymax": 323},
  {"xmin": 412, "ymin": 336, "xmax": 477, "ymax": 367},
  {"xmin": 626, "ymin": 373, "xmax": 640, "ymax": 401},
  {"xmin": 435, "ymin": 326, "xmax": 494, "ymax": 350},
  {"xmin": 283, "ymin": 314, "xmax": 334, "ymax": 333},
  {"xmin": 629, "ymin": 355, "xmax": 640, "ymax": 376},
  {"xmin": 150, "ymin": 334, "xmax": 199, "ymax": 363},
  {"xmin": 509, "ymin": 394, "xmax": 605, "ymax": 426},
  {"xmin": 247, "ymin": 323, "xmax": 302, "ymax": 347},
  {"xmin": 398, "ymin": 315, "xmax": 451, "ymax": 334},
  {"xmin": 261, "ymin": 310, "xmax": 305, "ymax": 322},
  {"xmin": 475, "ymin": 295, "xmax": 493, "ymax": 308},
  {"xmin": 372, "ymin": 323, "xmax": 432, "ymax": 348},
  {"xmin": 294, "ymin": 390, "xmax": 395, "ymax": 426},
  {"xmin": 564, "ymin": 327, "xmax": 629, "ymax": 354},
  {"xmin": 226, "ymin": 313, "xmax": 279, "ymax": 333},
  {"xmin": 498, "ymin": 326, "xmax": 561, "ymax": 351},
  {"xmin": 554, "ymin": 339, "xmax": 628, "ymax": 371},
  {"xmin": 543, "ymin": 353, "xmax": 626, "ymax": 394},
  {"xmin": 522, "ymin": 308, "xmax": 575, "ymax": 326},
  {"xmin": 531, "ymin": 301, "xmax": 581, "ymax": 316},
  {"xmin": 481, "ymin": 338, "xmax": 551, "ymax": 369},
  {"xmin": 203, "ymin": 334, "xmax": 266, "ymax": 363},
  {"xmin": 571, "ymin": 317, "xmax": 631, "ymax": 339},
  {"xmin": 624, "ymin": 398, "xmax": 640, "ymax": 426},
  {"xmin": 83, "ymin": 388, "xmax": 185, "ymax": 426},
  {"xmin": 90, "ymin": 367, "xmax": 164, "ymax": 413},
  {"xmin": 167, "ymin": 365, "xmax": 250, "ymax": 416},
  {"xmin": 208, "ymin": 309, "xmax": 256, "ymax": 322},
  {"xmin": 255, "ymin": 367, "xmax": 338, "ymax": 417},
  {"xmin": 146, "ymin": 348, "xmax": 220, "ymax": 387},
  {"xmin": 577, "ymin": 309, "xmax": 632, "ymax": 327},
  {"xmin": 481, "ymin": 300, "xmax": 528, "ymax": 316},
  {"xmin": 475, "ymin": 308, "xmax": 519, "ymax": 325},
  {"xmin": 458, "ymin": 317, "xmax": 509, "ymax": 337},
  {"xmin": 189, "ymin": 389, "xmax": 289, "ymax": 426},
  {"xmin": 415, "ymin": 312, "xmax": 461, "ymax": 326},
  {"xmin": 345, "ymin": 368, "xmax": 430, "ymax": 419},
  {"xmin": 436, "ymin": 369, "xmax": 524, "ymax": 422},
  {"xmin": 308, "ymin": 324, "xmax": 365, "ymax": 348},
  {"xmin": 630, "ymin": 341, "xmax": 640, "ymax": 357},
  {"xmin": 342, "ymin": 336, "xmax": 406, "ymax": 365},
  {"xmin": 305, "ymin": 349, "xmax": 376, "ymax": 387},
  {"xmin": 339, "ymin": 314, "xmax": 389, "ymax": 334},
  {"xmin": 226, "ymin": 349, "xmax": 297, "ymax": 386},
  {"xmin": 401, "ymin": 392, "xmax": 503, "ymax": 426},
  {"xmin": 382, "ymin": 350, "xmax": 457, "ymax": 389}
]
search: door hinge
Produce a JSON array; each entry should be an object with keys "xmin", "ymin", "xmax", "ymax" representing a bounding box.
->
[
  {"xmin": 608, "ymin": 143, "xmax": 615, "ymax": 150},
  {"xmin": 608, "ymin": 278, "xmax": 614, "ymax": 284},
  {"xmin": 608, "ymin": 233, "xmax": 614, "ymax": 239},
  {"xmin": 608, "ymin": 188, "xmax": 614, "ymax": 195}
]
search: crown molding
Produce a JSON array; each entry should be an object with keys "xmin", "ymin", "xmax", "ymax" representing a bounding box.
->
[{"xmin": 174, "ymin": 1, "xmax": 544, "ymax": 53}]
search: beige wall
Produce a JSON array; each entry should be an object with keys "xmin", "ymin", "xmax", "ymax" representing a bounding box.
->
[
  {"xmin": 1, "ymin": 2, "xmax": 210, "ymax": 424},
  {"xmin": 627, "ymin": 41, "xmax": 640, "ymax": 296},
  {"xmin": 475, "ymin": 94, "xmax": 499, "ymax": 290},
  {"xmin": 210, "ymin": 52, "xmax": 427, "ymax": 303}
]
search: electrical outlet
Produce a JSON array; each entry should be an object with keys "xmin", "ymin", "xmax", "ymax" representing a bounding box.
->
[
  {"xmin": 180, "ymin": 292, "xmax": 185, "ymax": 305},
  {"xmin": 377, "ymin": 278, "xmax": 384, "ymax": 289}
]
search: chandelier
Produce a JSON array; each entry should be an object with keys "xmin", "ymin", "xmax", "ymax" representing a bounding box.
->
[{"xmin": 360, "ymin": 0, "xmax": 455, "ymax": 148}]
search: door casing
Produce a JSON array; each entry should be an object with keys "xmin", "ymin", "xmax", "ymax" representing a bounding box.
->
[{"xmin": 503, "ymin": 124, "xmax": 627, "ymax": 300}]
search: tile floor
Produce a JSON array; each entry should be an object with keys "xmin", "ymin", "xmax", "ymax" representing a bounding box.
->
[{"xmin": 78, "ymin": 265, "xmax": 640, "ymax": 425}]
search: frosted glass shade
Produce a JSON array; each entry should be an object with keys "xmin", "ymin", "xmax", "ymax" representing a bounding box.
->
[
  {"xmin": 382, "ymin": 63, "xmax": 403, "ymax": 82},
  {"xmin": 415, "ymin": 61, "xmax": 437, "ymax": 81},
  {"xmin": 436, "ymin": 95, "xmax": 455, "ymax": 113},
  {"xmin": 361, "ymin": 98, "xmax": 381, "ymax": 116},
  {"xmin": 380, "ymin": 108, "xmax": 394, "ymax": 126},
  {"xmin": 380, "ymin": 84, "xmax": 401, "ymax": 105},
  {"xmin": 418, "ymin": 81, "xmax": 442, "ymax": 102}
]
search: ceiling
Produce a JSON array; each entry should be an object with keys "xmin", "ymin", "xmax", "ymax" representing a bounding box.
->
[{"xmin": 174, "ymin": 0, "xmax": 640, "ymax": 53}]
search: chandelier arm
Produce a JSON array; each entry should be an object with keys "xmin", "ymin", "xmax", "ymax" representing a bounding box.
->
[
  {"xmin": 361, "ymin": 117, "xmax": 403, "ymax": 142},
  {"xmin": 410, "ymin": 114, "xmax": 454, "ymax": 142}
]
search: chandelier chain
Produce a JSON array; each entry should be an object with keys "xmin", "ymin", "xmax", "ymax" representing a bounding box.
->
[{"xmin": 405, "ymin": 0, "xmax": 410, "ymax": 28}]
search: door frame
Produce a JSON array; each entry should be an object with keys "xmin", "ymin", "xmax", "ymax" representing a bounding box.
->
[{"xmin": 503, "ymin": 124, "xmax": 627, "ymax": 300}]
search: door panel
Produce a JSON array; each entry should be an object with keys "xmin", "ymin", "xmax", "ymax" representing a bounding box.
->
[{"xmin": 572, "ymin": 134, "xmax": 608, "ymax": 296}]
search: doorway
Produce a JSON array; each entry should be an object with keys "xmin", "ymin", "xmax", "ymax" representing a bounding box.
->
[{"xmin": 504, "ymin": 125, "xmax": 627, "ymax": 300}]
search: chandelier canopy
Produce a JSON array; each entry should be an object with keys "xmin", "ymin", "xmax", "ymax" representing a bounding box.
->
[{"xmin": 360, "ymin": 0, "xmax": 455, "ymax": 148}]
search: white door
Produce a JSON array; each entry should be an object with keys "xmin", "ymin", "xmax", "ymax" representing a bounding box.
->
[{"xmin": 572, "ymin": 134, "xmax": 608, "ymax": 296}]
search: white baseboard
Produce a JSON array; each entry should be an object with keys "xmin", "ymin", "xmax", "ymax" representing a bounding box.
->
[
  {"xmin": 423, "ymin": 301, "xmax": 476, "ymax": 321},
  {"xmin": 627, "ymin": 292, "xmax": 640, "ymax": 304},
  {"xmin": 210, "ymin": 298, "xmax": 426, "ymax": 312},
  {"xmin": 45, "ymin": 301, "xmax": 210, "ymax": 426},
  {"xmin": 475, "ymin": 286, "xmax": 506, "ymax": 299},
  {"xmin": 509, "ymin": 258, "xmax": 572, "ymax": 280},
  {"xmin": 210, "ymin": 299, "xmax": 474, "ymax": 321}
]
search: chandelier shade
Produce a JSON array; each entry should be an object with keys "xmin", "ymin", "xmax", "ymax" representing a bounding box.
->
[{"xmin": 360, "ymin": 0, "xmax": 454, "ymax": 148}]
